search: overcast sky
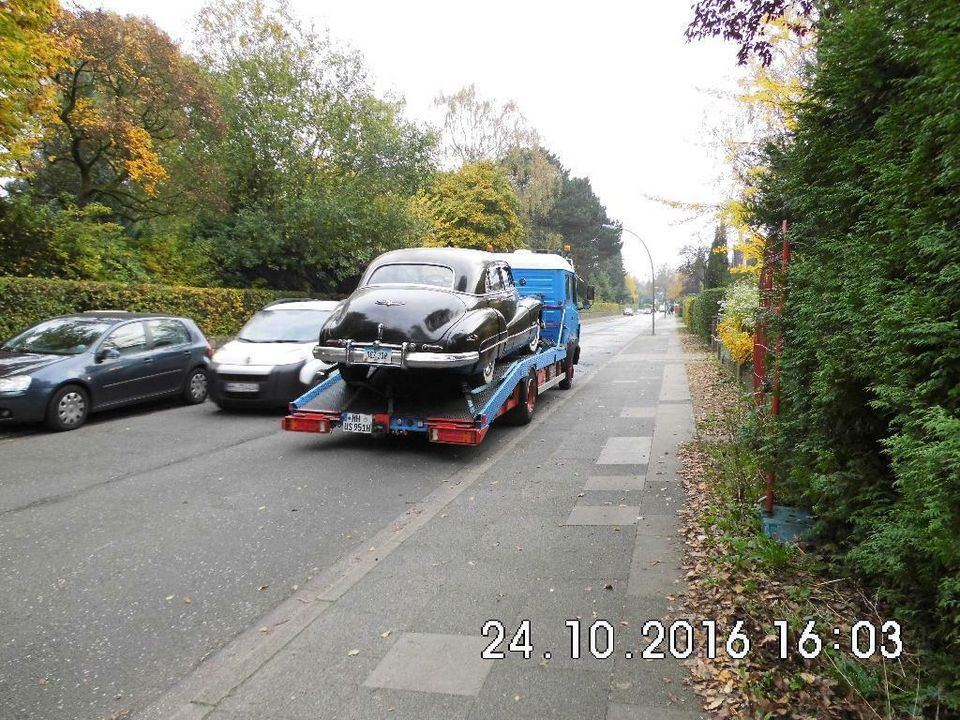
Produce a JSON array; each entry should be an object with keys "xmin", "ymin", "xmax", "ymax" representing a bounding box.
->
[{"xmin": 78, "ymin": 0, "xmax": 742, "ymax": 279}]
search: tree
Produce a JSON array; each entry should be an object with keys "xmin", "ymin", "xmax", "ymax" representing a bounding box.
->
[
  {"xmin": 24, "ymin": 9, "xmax": 220, "ymax": 223},
  {"xmin": 413, "ymin": 161, "xmax": 523, "ymax": 251},
  {"xmin": 686, "ymin": 0, "xmax": 815, "ymax": 65},
  {"xmin": 193, "ymin": 0, "xmax": 436, "ymax": 291},
  {"xmin": 0, "ymin": 0, "xmax": 70, "ymax": 171},
  {"xmin": 434, "ymin": 84, "xmax": 538, "ymax": 166},
  {"xmin": 704, "ymin": 223, "xmax": 730, "ymax": 289},
  {"xmin": 499, "ymin": 145, "xmax": 563, "ymax": 250},
  {"xmin": 677, "ymin": 243, "xmax": 708, "ymax": 294}
]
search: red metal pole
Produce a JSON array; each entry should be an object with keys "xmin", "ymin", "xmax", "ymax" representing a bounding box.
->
[{"xmin": 765, "ymin": 221, "xmax": 790, "ymax": 514}]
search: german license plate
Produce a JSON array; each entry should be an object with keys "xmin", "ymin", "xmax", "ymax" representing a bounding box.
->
[
  {"xmin": 362, "ymin": 348, "xmax": 393, "ymax": 365},
  {"xmin": 224, "ymin": 382, "xmax": 259, "ymax": 393},
  {"xmin": 342, "ymin": 412, "xmax": 373, "ymax": 433}
]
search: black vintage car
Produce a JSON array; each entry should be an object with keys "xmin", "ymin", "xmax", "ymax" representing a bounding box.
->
[{"xmin": 315, "ymin": 248, "xmax": 543, "ymax": 386}]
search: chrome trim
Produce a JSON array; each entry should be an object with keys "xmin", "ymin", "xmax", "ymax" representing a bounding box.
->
[{"xmin": 313, "ymin": 344, "xmax": 479, "ymax": 369}]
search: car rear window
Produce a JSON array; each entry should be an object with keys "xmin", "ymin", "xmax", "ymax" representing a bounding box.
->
[{"xmin": 366, "ymin": 264, "xmax": 454, "ymax": 289}]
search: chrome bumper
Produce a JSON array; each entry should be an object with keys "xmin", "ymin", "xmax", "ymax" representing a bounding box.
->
[{"xmin": 313, "ymin": 342, "xmax": 479, "ymax": 370}]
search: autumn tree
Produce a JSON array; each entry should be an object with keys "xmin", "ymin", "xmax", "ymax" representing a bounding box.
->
[
  {"xmin": 686, "ymin": 0, "xmax": 815, "ymax": 65},
  {"xmin": 434, "ymin": 84, "xmax": 538, "ymax": 166},
  {"xmin": 499, "ymin": 145, "xmax": 563, "ymax": 250},
  {"xmin": 413, "ymin": 161, "xmax": 523, "ymax": 252},
  {"xmin": 0, "ymin": 0, "xmax": 70, "ymax": 171},
  {"xmin": 21, "ymin": 9, "xmax": 220, "ymax": 224}
]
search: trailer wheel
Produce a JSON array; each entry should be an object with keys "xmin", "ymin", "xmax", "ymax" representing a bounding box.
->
[
  {"xmin": 503, "ymin": 369, "xmax": 538, "ymax": 425},
  {"xmin": 558, "ymin": 342, "xmax": 576, "ymax": 390}
]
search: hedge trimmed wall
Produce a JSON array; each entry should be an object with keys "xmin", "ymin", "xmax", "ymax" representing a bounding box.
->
[
  {"xmin": 683, "ymin": 288, "xmax": 725, "ymax": 341},
  {"xmin": 0, "ymin": 276, "xmax": 312, "ymax": 340}
]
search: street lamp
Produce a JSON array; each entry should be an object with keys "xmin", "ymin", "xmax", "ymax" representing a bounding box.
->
[{"xmin": 603, "ymin": 223, "xmax": 655, "ymax": 336}]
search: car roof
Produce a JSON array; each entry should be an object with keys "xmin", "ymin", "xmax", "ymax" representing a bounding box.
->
[
  {"xmin": 262, "ymin": 300, "xmax": 340, "ymax": 311},
  {"xmin": 67, "ymin": 311, "xmax": 191, "ymax": 322},
  {"xmin": 490, "ymin": 250, "xmax": 575, "ymax": 272}
]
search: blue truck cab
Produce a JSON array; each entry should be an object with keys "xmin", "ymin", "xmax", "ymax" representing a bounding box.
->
[{"xmin": 491, "ymin": 249, "xmax": 593, "ymax": 367}]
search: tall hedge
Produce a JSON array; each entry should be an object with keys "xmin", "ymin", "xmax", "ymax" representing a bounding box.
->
[
  {"xmin": 748, "ymin": 0, "xmax": 960, "ymax": 697},
  {"xmin": 684, "ymin": 288, "xmax": 724, "ymax": 341},
  {"xmin": 0, "ymin": 276, "xmax": 310, "ymax": 340}
]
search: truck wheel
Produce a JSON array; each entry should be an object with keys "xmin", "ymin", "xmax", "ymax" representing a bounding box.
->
[
  {"xmin": 503, "ymin": 369, "xmax": 538, "ymax": 425},
  {"xmin": 558, "ymin": 342, "xmax": 576, "ymax": 390}
]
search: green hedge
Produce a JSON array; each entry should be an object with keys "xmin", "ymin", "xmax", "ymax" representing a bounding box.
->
[
  {"xmin": 684, "ymin": 288, "xmax": 724, "ymax": 341},
  {"xmin": 0, "ymin": 276, "xmax": 310, "ymax": 340}
]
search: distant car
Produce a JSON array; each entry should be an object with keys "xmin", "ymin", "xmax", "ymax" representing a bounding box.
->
[
  {"xmin": 209, "ymin": 300, "xmax": 340, "ymax": 409},
  {"xmin": 315, "ymin": 248, "xmax": 543, "ymax": 387},
  {"xmin": 623, "ymin": 307, "xmax": 635, "ymax": 316},
  {"xmin": 0, "ymin": 312, "xmax": 211, "ymax": 431}
]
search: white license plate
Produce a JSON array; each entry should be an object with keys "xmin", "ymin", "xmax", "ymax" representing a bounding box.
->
[
  {"xmin": 342, "ymin": 412, "xmax": 373, "ymax": 433},
  {"xmin": 224, "ymin": 382, "xmax": 259, "ymax": 393},
  {"xmin": 362, "ymin": 348, "xmax": 393, "ymax": 365}
]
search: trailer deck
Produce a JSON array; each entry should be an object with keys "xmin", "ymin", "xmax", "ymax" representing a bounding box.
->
[{"xmin": 282, "ymin": 345, "xmax": 568, "ymax": 445}]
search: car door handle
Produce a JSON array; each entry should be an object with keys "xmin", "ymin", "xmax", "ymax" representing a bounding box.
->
[
  {"xmin": 143, "ymin": 357, "xmax": 153, "ymax": 364},
  {"xmin": 182, "ymin": 350, "xmax": 191, "ymax": 356}
]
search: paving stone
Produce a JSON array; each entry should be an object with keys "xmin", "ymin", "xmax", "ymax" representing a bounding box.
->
[
  {"xmin": 606, "ymin": 702, "xmax": 703, "ymax": 719},
  {"xmin": 363, "ymin": 632, "xmax": 492, "ymax": 696},
  {"xmin": 584, "ymin": 475, "xmax": 644, "ymax": 492},
  {"xmin": 620, "ymin": 407, "xmax": 658, "ymax": 418},
  {"xmin": 566, "ymin": 506, "xmax": 640, "ymax": 526},
  {"xmin": 597, "ymin": 437, "xmax": 652, "ymax": 465},
  {"xmin": 469, "ymin": 665, "xmax": 609, "ymax": 719}
]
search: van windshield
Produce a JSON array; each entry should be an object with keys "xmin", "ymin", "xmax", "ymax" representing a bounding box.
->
[{"xmin": 238, "ymin": 309, "xmax": 332, "ymax": 343}]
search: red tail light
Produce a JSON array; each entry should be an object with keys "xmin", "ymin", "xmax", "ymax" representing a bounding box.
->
[{"xmin": 206, "ymin": 344, "xmax": 214, "ymax": 358}]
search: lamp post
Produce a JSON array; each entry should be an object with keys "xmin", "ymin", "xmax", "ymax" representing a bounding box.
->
[{"xmin": 604, "ymin": 223, "xmax": 655, "ymax": 336}]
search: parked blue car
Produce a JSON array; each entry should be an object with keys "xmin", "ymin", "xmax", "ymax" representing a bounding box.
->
[{"xmin": 0, "ymin": 312, "xmax": 212, "ymax": 431}]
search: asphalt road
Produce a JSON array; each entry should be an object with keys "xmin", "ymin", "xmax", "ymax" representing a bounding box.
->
[{"xmin": 0, "ymin": 313, "xmax": 656, "ymax": 720}]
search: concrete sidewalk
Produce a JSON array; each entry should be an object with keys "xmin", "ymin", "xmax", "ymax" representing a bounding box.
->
[{"xmin": 146, "ymin": 317, "xmax": 699, "ymax": 720}]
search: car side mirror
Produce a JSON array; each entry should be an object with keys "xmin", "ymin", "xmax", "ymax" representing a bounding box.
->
[{"xmin": 96, "ymin": 347, "xmax": 120, "ymax": 363}]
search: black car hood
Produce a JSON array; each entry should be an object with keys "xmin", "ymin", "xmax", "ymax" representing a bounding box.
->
[
  {"xmin": 0, "ymin": 350, "xmax": 67, "ymax": 376},
  {"xmin": 321, "ymin": 286, "xmax": 468, "ymax": 345}
]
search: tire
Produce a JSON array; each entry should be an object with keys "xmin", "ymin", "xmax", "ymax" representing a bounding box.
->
[
  {"xmin": 45, "ymin": 384, "xmax": 89, "ymax": 431},
  {"xmin": 470, "ymin": 354, "xmax": 497, "ymax": 388},
  {"xmin": 183, "ymin": 367, "xmax": 208, "ymax": 404},
  {"xmin": 558, "ymin": 342, "xmax": 576, "ymax": 390},
  {"xmin": 338, "ymin": 364, "xmax": 371, "ymax": 386},
  {"xmin": 502, "ymin": 369, "xmax": 538, "ymax": 425},
  {"xmin": 526, "ymin": 324, "xmax": 540, "ymax": 354}
]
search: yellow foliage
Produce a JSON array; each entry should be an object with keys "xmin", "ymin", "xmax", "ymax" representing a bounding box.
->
[
  {"xmin": 717, "ymin": 315, "xmax": 754, "ymax": 364},
  {"xmin": 0, "ymin": 0, "xmax": 71, "ymax": 171}
]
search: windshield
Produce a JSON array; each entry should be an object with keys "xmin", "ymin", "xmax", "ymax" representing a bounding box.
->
[
  {"xmin": 238, "ymin": 309, "xmax": 332, "ymax": 343},
  {"xmin": 366, "ymin": 263, "xmax": 454, "ymax": 289},
  {"xmin": 2, "ymin": 318, "xmax": 113, "ymax": 356}
]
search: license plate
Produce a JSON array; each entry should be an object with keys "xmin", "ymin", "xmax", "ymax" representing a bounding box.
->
[
  {"xmin": 224, "ymin": 382, "xmax": 259, "ymax": 393},
  {"xmin": 362, "ymin": 348, "xmax": 393, "ymax": 365},
  {"xmin": 342, "ymin": 412, "xmax": 373, "ymax": 433}
]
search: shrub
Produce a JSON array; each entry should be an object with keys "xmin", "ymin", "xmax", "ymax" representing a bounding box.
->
[
  {"xmin": 717, "ymin": 281, "xmax": 759, "ymax": 364},
  {"xmin": 0, "ymin": 276, "xmax": 313, "ymax": 340},
  {"xmin": 685, "ymin": 288, "xmax": 725, "ymax": 341}
]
